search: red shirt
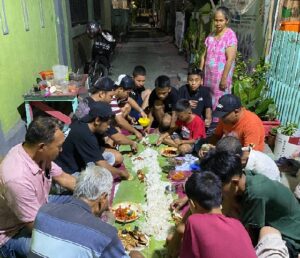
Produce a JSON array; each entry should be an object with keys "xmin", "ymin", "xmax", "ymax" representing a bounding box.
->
[
  {"xmin": 180, "ymin": 214, "xmax": 257, "ymax": 258},
  {"xmin": 176, "ymin": 115, "xmax": 206, "ymax": 140}
]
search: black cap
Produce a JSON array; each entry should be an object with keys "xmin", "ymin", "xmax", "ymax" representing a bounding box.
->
[
  {"xmin": 213, "ymin": 94, "xmax": 242, "ymax": 118},
  {"xmin": 115, "ymin": 74, "xmax": 134, "ymax": 90},
  {"xmin": 80, "ymin": 101, "xmax": 114, "ymax": 123},
  {"xmin": 89, "ymin": 77, "xmax": 116, "ymax": 93}
]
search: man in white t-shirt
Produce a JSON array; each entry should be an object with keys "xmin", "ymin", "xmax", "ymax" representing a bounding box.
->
[{"xmin": 216, "ymin": 136, "xmax": 281, "ymax": 182}]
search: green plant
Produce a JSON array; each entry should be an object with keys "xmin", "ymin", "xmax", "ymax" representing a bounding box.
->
[
  {"xmin": 270, "ymin": 126, "xmax": 279, "ymax": 135},
  {"xmin": 182, "ymin": 17, "xmax": 206, "ymax": 66},
  {"xmin": 233, "ymin": 53, "xmax": 277, "ymax": 120},
  {"xmin": 278, "ymin": 122, "xmax": 298, "ymax": 136}
]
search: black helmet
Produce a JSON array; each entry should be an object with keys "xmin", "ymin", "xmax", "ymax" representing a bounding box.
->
[{"xmin": 86, "ymin": 21, "xmax": 101, "ymax": 38}]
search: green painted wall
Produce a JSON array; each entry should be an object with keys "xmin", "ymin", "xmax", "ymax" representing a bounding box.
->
[{"xmin": 0, "ymin": 0, "xmax": 59, "ymax": 133}]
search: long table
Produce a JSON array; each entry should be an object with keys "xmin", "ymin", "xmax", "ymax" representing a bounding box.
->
[{"xmin": 113, "ymin": 134, "xmax": 178, "ymax": 258}]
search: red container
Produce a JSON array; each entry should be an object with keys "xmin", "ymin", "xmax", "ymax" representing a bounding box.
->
[
  {"xmin": 39, "ymin": 70, "xmax": 54, "ymax": 80},
  {"xmin": 262, "ymin": 119, "xmax": 281, "ymax": 136}
]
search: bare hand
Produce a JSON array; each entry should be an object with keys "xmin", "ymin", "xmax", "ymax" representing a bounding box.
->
[
  {"xmin": 129, "ymin": 250, "xmax": 145, "ymax": 258},
  {"xmin": 131, "ymin": 142, "xmax": 138, "ymax": 153},
  {"xmin": 219, "ymin": 78, "xmax": 227, "ymax": 91},
  {"xmin": 198, "ymin": 149, "xmax": 206, "ymax": 159},
  {"xmin": 174, "ymin": 138, "xmax": 181, "ymax": 146},
  {"xmin": 198, "ymin": 144, "xmax": 215, "ymax": 158},
  {"xmin": 129, "ymin": 116, "xmax": 137, "ymax": 125},
  {"xmin": 204, "ymin": 118, "xmax": 212, "ymax": 127},
  {"xmin": 119, "ymin": 169, "xmax": 130, "ymax": 180},
  {"xmin": 156, "ymin": 136, "xmax": 164, "ymax": 146},
  {"xmin": 135, "ymin": 131, "xmax": 143, "ymax": 140},
  {"xmin": 170, "ymin": 196, "xmax": 188, "ymax": 211},
  {"xmin": 144, "ymin": 126, "xmax": 151, "ymax": 134},
  {"xmin": 140, "ymin": 111, "xmax": 147, "ymax": 118},
  {"xmin": 189, "ymin": 100, "xmax": 198, "ymax": 109},
  {"xmin": 165, "ymin": 231, "xmax": 182, "ymax": 258}
]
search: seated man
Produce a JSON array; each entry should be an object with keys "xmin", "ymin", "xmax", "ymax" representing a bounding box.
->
[
  {"xmin": 129, "ymin": 65, "xmax": 152, "ymax": 121},
  {"xmin": 157, "ymin": 99, "xmax": 206, "ymax": 155},
  {"xmin": 180, "ymin": 171, "xmax": 257, "ymax": 258},
  {"xmin": 55, "ymin": 102, "xmax": 130, "ymax": 179},
  {"xmin": 0, "ymin": 117, "xmax": 76, "ymax": 258},
  {"xmin": 201, "ymin": 151, "xmax": 300, "ymax": 258},
  {"xmin": 75, "ymin": 76, "xmax": 138, "ymax": 153},
  {"xmin": 29, "ymin": 165, "xmax": 144, "ymax": 258},
  {"xmin": 111, "ymin": 74, "xmax": 146, "ymax": 140},
  {"xmin": 198, "ymin": 94, "xmax": 265, "ymax": 152},
  {"xmin": 178, "ymin": 67, "xmax": 212, "ymax": 128},
  {"xmin": 216, "ymin": 136, "xmax": 281, "ymax": 182},
  {"xmin": 146, "ymin": 75, "xmax": 179, "ymax": 132}
]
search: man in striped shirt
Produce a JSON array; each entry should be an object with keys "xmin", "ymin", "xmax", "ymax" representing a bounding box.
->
[
  {"xmin": 111, "ymin": 75, "xmax": 148, "ymax": 140},
  {"xmin": 29, "ymin": 165, "xmax": 144, "ymax": 258}
]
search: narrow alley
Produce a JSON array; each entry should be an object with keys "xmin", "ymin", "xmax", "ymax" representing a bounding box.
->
[{"xmin": 111, "ymin": 27, "xmax": 188, "ymax": 87}]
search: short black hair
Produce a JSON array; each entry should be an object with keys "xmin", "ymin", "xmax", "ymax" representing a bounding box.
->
[
  {"xmin": 215, "ymin": 6, "xmax": 231, "ymax": 20},
  {"xmin": 200, "ymin": 150, "xmax": 243, "ymax": 184},
  {"xmin": 185, "ymin": 171, "xmax": 222, "ymax": 210},
  {"xmin": 187, "ymin": 67, "xmax": 203, "ymax": 77},
  {"xmin": 133, "ymin": 65, "xmax": 146, "ymax": 77},
  {"xmin": 155, "ymin": 75, "xmax": 171, "ymax": 89},
  {"xmin": 216, "ymin": 136, "xmax": 243, "ymax": 156},
  {"xmin": 175, "ymin": 99, "xmax": 191, "ymax": 112},
  {"xmin": 25, "ymin": 117, "xmax": 62, "ymax": 145},
  {"xmin": 89, "ymin": 76, "xmax": 115, "ymax": 94},
  {"xmin": 89, "ymin": 75, "xmax": 101, "ymax": 94}
]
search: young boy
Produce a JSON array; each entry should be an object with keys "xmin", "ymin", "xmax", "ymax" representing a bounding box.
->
[
  {"xmin": 147, "ymin": 75, "xmax": 178, "ymax": 132},
  {"xmin": 180, "ymin": 171, "xmax": 257, "ymax": 258},
  {"xmin": 111, "ymin": 74, "xmax": 147, "ymax": 140},
  {"xmin": 201, "ymin": 151, "xmax": 299, "ymax": 257},
  {"xmin": 178, "ymin": 67, "xmax": 212, "ymax": 128},
  {"xmin": 130, "ymin": 65, "xmax": 152, "ymax": 120},
  {"xmin": 157, "ymin": 99, "xmax": 206, "ymax": 155}
]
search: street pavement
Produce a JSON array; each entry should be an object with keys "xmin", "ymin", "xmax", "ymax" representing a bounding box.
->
[{"xmin": 110, "ymin": 26, "xmax": 188, "ymax": 89}]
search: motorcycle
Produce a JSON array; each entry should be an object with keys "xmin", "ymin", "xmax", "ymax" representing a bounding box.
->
[{"xmin": 85, "ymin": 22, "xmax": 116, "ymax": 84}]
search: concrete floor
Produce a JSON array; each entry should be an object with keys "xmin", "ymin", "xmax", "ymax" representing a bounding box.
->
[{"xmin": 110, "ymin": 27, "xmax": 188, "ymax": 89}]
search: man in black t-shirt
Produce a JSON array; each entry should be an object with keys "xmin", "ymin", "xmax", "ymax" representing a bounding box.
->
[
  {"xmin": 55, "ymin": 102, "xmax": 130, "ymax": 179},
  {"xmin": 74, "ymin": 76, "xmax": 138, "ymax": 154},
  {"xmin": 147, "ymin": 75, "xmax": 179, "ymax": 132},
  {"xmin": 178, "ymin": 68, "xmax": 212, "ymax": 128}
]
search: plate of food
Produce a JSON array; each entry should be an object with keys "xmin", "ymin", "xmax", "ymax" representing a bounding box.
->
[
  {"xmin": 118, "ymin": 227, "xmax": 149, "ymax": 252},
  {"xmin": 168, "ymin": 170, "xmax": 191, "ymax": 182},
  {"xmin": 112, "ymin": 202, "xmax": 141, "ymax": 223},
  {"xmin": 161, "ymin": 147, "xmax": 179, "ymax": 158}
]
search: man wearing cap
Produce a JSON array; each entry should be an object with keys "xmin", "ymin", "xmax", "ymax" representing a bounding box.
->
[
  {"xmin": 210, "ymin": 94, "xmax": 265, "ymax": 151},
  {"xmin": 55, "ymin": 101, "xmax": 130, "ymax": 179},
  {"xmin": 75, "ymin": 76, "xmax": 139, "ymax": 154},
  {"xmin": 111, "ymin": 74, "xmax": 147, "ymax": 140}
]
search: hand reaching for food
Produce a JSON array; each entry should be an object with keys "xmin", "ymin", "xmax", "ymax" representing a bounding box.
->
[
  {"xmin": 170, "ymin": 196, "xmax": 188, "ymax": 211},
  {"xmin": 198, "ymin": 144, "xmax": 215, "ymax": 158}
]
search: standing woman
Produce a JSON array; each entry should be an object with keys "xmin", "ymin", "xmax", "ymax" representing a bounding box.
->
[{"xmin": 200, "ymin": 6, "xmax": 237, "ymax": 109}]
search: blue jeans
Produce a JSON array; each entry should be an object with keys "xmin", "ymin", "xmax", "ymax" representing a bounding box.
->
[{"xmin": 0, "ymin": 195, "xmax": 73, "ymax": 258}]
